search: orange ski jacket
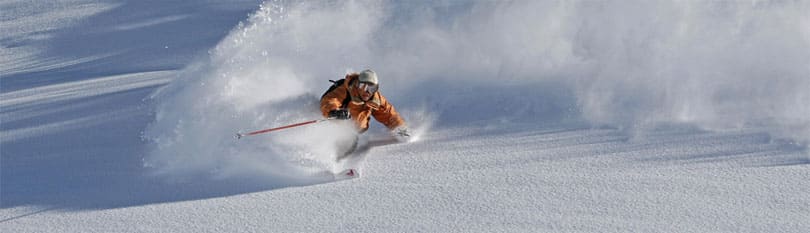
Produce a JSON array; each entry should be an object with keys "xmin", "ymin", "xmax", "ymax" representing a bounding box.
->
[{"xmin": 320, "ymin": 73, "xmax": 405, "ymax": 132}]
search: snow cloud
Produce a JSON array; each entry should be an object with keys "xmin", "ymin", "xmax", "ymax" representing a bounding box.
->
[{"xmin": 144, "ymin": 0, "xmax": 810, "ymax": 181}]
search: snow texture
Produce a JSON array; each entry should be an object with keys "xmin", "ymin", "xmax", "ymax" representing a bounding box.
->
[{"xmin": 2, "ymin": 0, "xmax": 809, "ymax": 232}]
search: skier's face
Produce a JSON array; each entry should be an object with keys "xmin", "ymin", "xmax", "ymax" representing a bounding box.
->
[
  {"xmin": 360, "ymin": 90, "xmax": 372, "ymax": 101},
  {"xmin": 356, "ymin": 81, "xmax": 377, "ymax": 101}
]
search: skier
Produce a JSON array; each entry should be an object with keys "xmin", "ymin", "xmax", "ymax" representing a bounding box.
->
[{"xmin": 320, "ymin": 69, "xmax": 410, "ymax": 158}]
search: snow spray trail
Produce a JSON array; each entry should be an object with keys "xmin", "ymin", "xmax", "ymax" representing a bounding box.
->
[
  {"xmin": 144, "ymin": 0, "xmax": 810, "ymax": 182},
  {"xmin": 142, "ymin": 1, "xmax": 431, "ymax": 184},
  {"xmin": 564, "ymin": 1, "xmax": 810, "ymax": 143}
]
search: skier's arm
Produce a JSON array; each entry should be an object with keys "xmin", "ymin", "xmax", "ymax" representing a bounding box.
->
[
  {"xmin": 320, "ymin": 85, "xmax": 348, "ymax": 118},
  {"xmin": 372, "ymin": 94, "xmax": 405, "ymax": 130}
]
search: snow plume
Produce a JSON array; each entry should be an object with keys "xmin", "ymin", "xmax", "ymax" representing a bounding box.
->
[
  {"xmin": 145, "ymin": 0, "xmax": 810, "ymax": 181},
  {"xmin": 143, "ymin": 1, "xmax": 385, "ymax": 183},
  {"xmin": 568, "ymin": 1, "xmax": 810, "ymax": 146},
  {"xmin": 374, "ymin": 0, "xmax": 810, "ymax": 145}
]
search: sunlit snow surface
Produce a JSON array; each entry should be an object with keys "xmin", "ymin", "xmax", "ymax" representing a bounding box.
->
[{"xmin": 2, "ymin": 1, "xmax": 809, "ymax": 232}]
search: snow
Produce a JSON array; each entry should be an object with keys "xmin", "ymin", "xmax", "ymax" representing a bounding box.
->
[{"xmin": 2, "ymin": 1, "xmax": 810, "ymax": 232}]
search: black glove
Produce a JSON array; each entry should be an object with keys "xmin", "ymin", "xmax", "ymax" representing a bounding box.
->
[
  {"xmin": 328, "ymin": 109, "xmax": 350, "ymax": 120},
  {"xmin": 393, "ymin": 126, "xmax": 412, "ymax": 142},
  {"xmin": 395, "ymin": 127, "xmax": 411, "ymax": 137}
]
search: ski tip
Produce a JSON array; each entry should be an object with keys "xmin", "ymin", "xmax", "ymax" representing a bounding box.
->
[
  {"xmin": 334, "ymin": 168, "xmax": 359, "ymax": 180},
  {"xmin": 345, "ymin": 168, "xmax": 356, "ymax": 177}
]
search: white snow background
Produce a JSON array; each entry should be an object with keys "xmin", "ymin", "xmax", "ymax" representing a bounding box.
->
[{"xmin": 2, "ymin": 0, "xmax": 809, "ymax": 232}]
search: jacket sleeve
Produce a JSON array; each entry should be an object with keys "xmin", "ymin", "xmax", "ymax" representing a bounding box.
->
[
  {"xmin": 320, "ymin": 84, "xmax": 348, "ymax": 117},
  {"xmin": 372, "ymin": 93, "xmax": 406, "ymax": 130}
]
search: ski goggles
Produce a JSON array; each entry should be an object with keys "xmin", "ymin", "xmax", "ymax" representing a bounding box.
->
[{"xmin": 356, "ymin": 81, "xmax": 378, "ymax": 94}]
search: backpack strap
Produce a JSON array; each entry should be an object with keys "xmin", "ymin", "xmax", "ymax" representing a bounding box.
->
[{"xmin": 321, "ymin": 79, "xmax": 352, "ymax": 108}]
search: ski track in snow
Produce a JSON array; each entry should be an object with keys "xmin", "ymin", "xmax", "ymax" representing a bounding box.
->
[
  {"xmin": 2, "ymin": 1, "xmax": 810, "ymax": 232},
  {"xmin": 3, "ymin": 124, "xmax": 809, "ymax": 232}
]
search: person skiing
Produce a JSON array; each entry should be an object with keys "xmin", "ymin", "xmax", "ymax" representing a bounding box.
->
[{"xmin": 320, "ymin": 69, "xmax": 410, "ymax": 157}]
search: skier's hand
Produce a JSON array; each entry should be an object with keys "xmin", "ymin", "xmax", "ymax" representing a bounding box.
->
[
  {"xmin": 328, "ymin": 109, "xmax": 350, "ymax": 120},
  {"xmin": 393, "ymin": 126, "xmax": 411, "ymax": 142}
]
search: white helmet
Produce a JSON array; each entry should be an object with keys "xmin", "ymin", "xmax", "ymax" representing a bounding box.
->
[{"xmin": 358, "ymin": 69, "xmax": 378, "ymax": 85}]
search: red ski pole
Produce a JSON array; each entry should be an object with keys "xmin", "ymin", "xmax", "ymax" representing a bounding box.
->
[{"xmin": 236, "ymin": 118, "xmax": 332, "ymax": 139}]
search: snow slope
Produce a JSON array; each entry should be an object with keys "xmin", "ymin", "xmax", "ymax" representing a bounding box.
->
[{"xmin": 2, "ymin": 1, "xmax": 810, "ymax": 232}]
